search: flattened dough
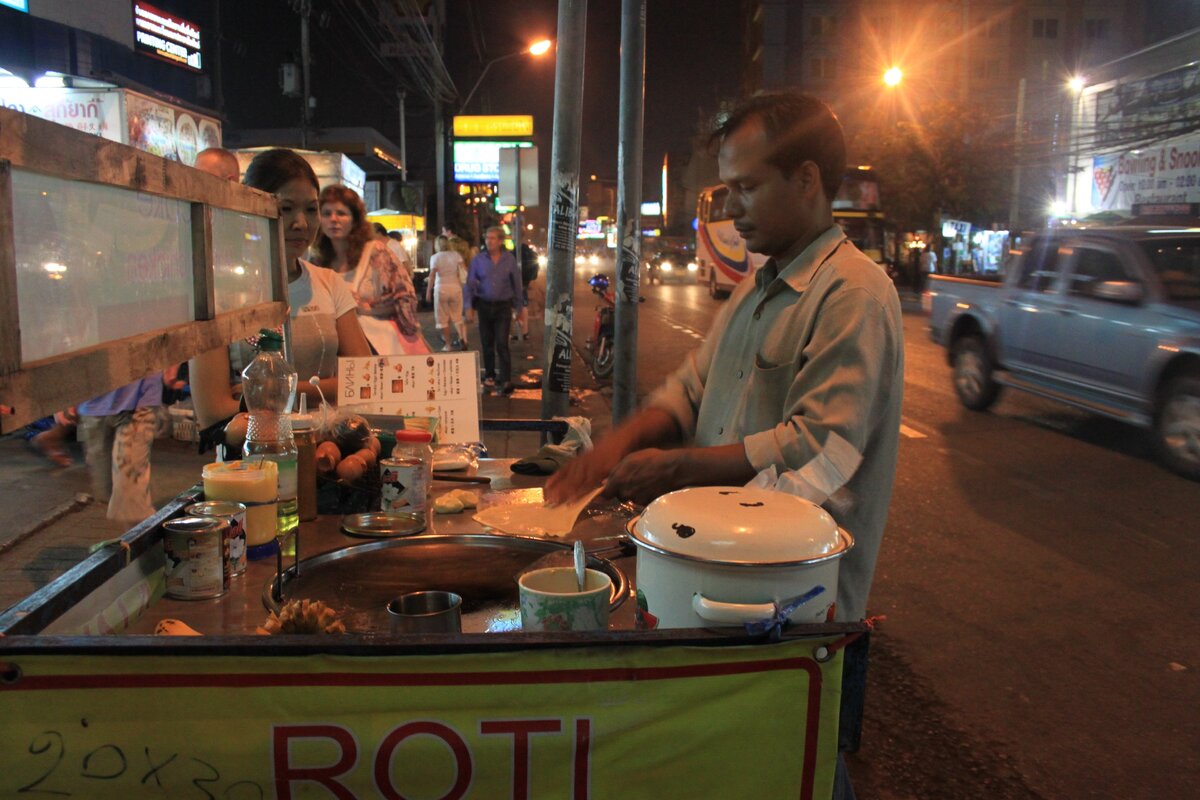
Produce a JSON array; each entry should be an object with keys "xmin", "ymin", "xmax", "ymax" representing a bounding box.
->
[{"xmin": 473, "ymin": 487, "xmax": 602, "ymax": 537}]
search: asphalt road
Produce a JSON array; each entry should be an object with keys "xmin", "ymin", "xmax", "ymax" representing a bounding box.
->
[{"xmin": 578, "ymin": 276, "xmax": 1200, "ymax": 799}]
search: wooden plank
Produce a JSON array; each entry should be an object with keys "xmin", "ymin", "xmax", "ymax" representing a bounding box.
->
[
  {"xmin": 0, "ymin": 161, "xmax": 19, "ymax": 376},
  {"xmin": 0, "ymin": 106, "xmax": 277, "ymax": 218},
  {"xmin": 0, "ymin": 301, "xmax": 287, "ymax": 432},
  {"xmin": 191, "ymin": 202, "xmax": 215, "ymax": 321}
]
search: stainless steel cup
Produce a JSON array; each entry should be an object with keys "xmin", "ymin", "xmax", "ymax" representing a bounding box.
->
[{"xmin": 387, "ymin": 591, "xmax": 463, "ymax": 634}]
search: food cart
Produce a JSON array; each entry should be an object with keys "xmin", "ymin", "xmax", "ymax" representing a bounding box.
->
[{"xmin": 0, "ymin": 108, "xmax": 866, "ymax": 799}]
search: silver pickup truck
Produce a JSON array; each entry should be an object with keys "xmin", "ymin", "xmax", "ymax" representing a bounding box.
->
[{"xmin": 928, "ymin": 226, "xmax": 1200, "ymax": 480}]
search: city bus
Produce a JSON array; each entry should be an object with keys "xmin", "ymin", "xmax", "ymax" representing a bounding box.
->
[
  {"xmin": 694, "ymin": 184, "xmax": 766, "ymax": 299},
  {"xmin": 696, "ymin": 167, "xmax": 891, "ymax": 299}
]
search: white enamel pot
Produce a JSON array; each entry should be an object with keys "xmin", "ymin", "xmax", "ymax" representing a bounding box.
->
[{"xmin": 628, "ymin": 486, "xmax": 853, "ymax": 629}]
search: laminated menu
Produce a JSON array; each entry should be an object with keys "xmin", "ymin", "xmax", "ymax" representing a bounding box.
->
[{"xmin": 336, "ymin": 352, "xmax": 481, "ymax": 443}]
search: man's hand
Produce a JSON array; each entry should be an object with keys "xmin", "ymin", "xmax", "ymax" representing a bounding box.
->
[
  {"xmin": 603, "ymin": 448, "xmax": 684, "ymax": 506},
  {"xmin": 466, "ymin": 308, "xmax": 475, "ymax": 324},
  {"xmin": 544, "ymin": 437, "xmax": 626, "ymax": 505}
]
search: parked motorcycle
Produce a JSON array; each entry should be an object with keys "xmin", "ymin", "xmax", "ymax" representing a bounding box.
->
[{"xmin": 586, "ymin": 274, "xmax": 615, "ymax": 380}]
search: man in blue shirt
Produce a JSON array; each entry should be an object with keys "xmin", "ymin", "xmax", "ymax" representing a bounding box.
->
[{"xmin": 465, "ymin": 226, "xmax": 524, "ymax": 395}]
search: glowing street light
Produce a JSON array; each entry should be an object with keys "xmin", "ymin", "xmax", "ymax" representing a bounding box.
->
[
  {"xmin": 460, "ymin": 39, "xmax": 554, "ymax": 111},
  {"xmin": 883, "ymin": 67, "xmax": 903, "ymax": 88},
  {"xmin": 1067, "ymin": 75, "xmax": 1086, "ymax": 93}
]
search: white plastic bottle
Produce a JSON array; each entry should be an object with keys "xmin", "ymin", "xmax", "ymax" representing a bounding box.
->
[{"xmin": 241, "ymin": 330, "xmax": 299, "ymax": 536}]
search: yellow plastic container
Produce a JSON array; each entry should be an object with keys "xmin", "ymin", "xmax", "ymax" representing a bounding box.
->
[{"xmin": 202, "ymin": 460, "xmax": 278, "ymax": 547}]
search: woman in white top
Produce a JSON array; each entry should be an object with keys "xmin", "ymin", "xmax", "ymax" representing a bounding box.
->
[
  {"xmin": 189, "ymin": 149, "xmax": 372, "ymax": 429},
  {"xmin": 313, "ymin": 185, "xmax": 430, "ymax": 356},
  {"xmin": 426, "ymin": 234, "xmax": 468, "ymax": 351}
]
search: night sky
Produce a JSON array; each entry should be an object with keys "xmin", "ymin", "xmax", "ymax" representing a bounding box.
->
[{"xmin": 216, "ymin": 0, "xmax": 743, "ymax": 209}]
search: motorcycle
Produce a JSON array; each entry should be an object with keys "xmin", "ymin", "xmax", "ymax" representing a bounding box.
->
[{"xmin": 586, "ymin": 274, "xmax": 615, "ymax": 380}]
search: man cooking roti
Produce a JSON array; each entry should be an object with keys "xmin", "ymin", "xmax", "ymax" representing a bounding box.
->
[
  {"xmin": 546, "ymin": 90, "xmax": 904, "ymax": 627},
  {"xmin": 547, "ymin": 90, "xmax": 901, "ymax": 798}
]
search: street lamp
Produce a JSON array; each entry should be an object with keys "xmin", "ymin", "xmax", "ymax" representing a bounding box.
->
[
  {"xmin": 459, "ymin": 39, "xmax": 553, "ymax": 112},
  {"xmin": 883, "ymin": 66, "xmax": 903, "ymax": 87}
]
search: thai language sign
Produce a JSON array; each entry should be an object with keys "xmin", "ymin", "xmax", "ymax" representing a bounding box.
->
[
  {"xmin": 0, "ymin": 638, "xmax": 844, "ymax": 799},
  {"xmin": 338, "ymin": 353, "xmax": 482, "ymax": 443},
  {"xmin": 1091, "ymin": 133, "xmax": 1200, "ymax": 211}
]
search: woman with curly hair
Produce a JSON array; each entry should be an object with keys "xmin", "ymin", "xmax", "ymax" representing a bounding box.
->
[{"xmin": 313, "ymin": 185, "xmax": 430, "ymax": 355}]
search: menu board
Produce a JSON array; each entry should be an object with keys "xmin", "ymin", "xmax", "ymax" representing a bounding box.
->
[{"xmin": 337, "ymin": 353, "xmax": 481, "ymax": 443}]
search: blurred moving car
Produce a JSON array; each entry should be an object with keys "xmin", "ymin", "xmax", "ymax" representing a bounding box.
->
[
  {"xmin": 645, "ymin": 248, "xmax": 698, "ymax": 284},
  {"xmin": 929, "ymin": 225, "xmax": 1200, "ymax": 480}
]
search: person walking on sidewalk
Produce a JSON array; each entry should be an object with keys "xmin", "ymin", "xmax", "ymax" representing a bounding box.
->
[
  {"xmin": 427, "ymin": 235, "xmax": 469, "ymax": 351},
  {"xmin": 465, "ymin": 226, "xmax": 524, "ymax": 395}
]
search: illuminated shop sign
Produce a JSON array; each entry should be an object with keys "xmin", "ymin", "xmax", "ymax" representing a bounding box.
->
[
  {"xmin": 453, "ymin": 140, "xmax": 532, "ymax": 183},
  {"xmin": 453, "ymin": 115, "xmax": 534, "ymax": 138},
  {"xmin": 133, "ymin": 2, "xmax": 202, "ymax": 72},
  {"xmin": 1, "ymin": 0, "xmax": 30, "ymax": 13}
]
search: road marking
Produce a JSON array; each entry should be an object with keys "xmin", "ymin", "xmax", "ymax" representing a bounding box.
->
[{"xmin": 899, "ymin": 423, "xmax": 927, "ymax": 439}]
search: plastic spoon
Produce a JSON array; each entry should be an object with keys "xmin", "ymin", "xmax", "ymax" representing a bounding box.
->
[{"xmin": 573, "ymin": 539, "xmax": 586, "ymax": 592}]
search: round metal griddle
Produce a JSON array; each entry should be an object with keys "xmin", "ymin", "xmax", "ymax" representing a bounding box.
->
[{"xmin": 264, "ymin": 534, "xmax": 629, "ymax": 634}]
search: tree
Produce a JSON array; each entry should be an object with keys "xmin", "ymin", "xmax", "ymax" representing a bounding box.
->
[{"xmin": 853, "ymin": 99, "xmax": 1012, "ymax": 233}]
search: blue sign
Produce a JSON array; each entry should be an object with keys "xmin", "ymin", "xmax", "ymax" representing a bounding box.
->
[{"xmin": 1, "ymin": 0, "xmax": 30, "ymax": 12}]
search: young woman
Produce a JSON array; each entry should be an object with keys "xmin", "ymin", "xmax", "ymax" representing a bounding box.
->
[
  {"xmin": 313, "ymin": 185, "xmax": 430, "ymax": 356},
  {"xmin": 189, "ymin": 149, "xmax": 372, "ymax": 430},
  {"xmin": 425, "ymin": 234, "xmax": 468, "ymax": 350}
]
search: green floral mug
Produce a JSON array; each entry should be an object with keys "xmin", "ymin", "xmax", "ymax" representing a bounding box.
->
[{"xmin": 518, "ymin": 567, "xmax": 611, "ymax": 632}]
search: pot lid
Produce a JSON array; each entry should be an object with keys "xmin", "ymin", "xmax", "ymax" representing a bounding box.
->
[{"xmin": 631, "ymin": 486, "xmax": 845, "ymax": 565}]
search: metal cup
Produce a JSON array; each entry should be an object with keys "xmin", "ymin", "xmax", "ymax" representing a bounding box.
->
[{"xmin": 387, "ymin": 591, "xmax": 463, "ymax": 634}]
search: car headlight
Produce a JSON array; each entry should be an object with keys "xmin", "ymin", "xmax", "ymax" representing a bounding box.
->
[
  {"xmin": 661, "ymin": 261, "xmax": 673, "ymax": 272},
  {"xmin": 589, "ymin": 254, "xmax": 600, "ymax": 265},
  {"xmin": 575, "ymin": 255, "xmax": 586, "ymax": 265},
  {"xmin": 687, "ymin": 262, "xmax": 698, "ymax": 272},
  {"xmin": 537, "ymin": 255, "xmax": 548, "ymax": 267}
]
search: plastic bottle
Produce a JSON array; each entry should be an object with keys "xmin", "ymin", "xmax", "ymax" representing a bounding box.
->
[
  {"xmin": 292, "ymin": 394, "xmax": 318, "ymax": 522},
  {"xmin": 241, "ymin": 329, "xmax": 299, "ymax": 536}
]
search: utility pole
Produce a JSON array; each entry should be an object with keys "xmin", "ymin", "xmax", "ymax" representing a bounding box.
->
[
  {"xmin": 613, "ymin": 0, "xmax": 646, "ymax": 423},
  {"xmin": 541, "ymin": 0, "xmax": 587, "ymax": 420},
  {"xmin": 398, "ymin": 89, "xmax": 408, "ymax": 182},
  {"xmin": 1009, "ymin": 77, "xmax": 1026, "ymax": 231},
  {"xmin": 299, "ymin": 0, "xmax": 312, "ymax": 149},
  {"xmin": 433, "ymin": 0, "xmax": 446, "ymax": 232}
]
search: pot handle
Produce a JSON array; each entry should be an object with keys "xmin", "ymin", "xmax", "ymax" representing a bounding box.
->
[{"xmin": 691, "ymin": 593, "xmax": 776, "ymax": 625}]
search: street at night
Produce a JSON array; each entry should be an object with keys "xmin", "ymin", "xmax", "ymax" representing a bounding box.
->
[{"xmin": 3, "ymin": 1, "xmax": 1200, "ymax": 797}]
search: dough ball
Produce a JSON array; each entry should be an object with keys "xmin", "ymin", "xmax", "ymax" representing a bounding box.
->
[
  {"xmin": 366, "ymin": 435, "xmax": 382, "ymax": 456},
  {"xmin": 433, "ymin": 494, "xmax": 465, "ymax": 514},
  {"xmin": 451, "ymin": 489, "xmax": 478, "ymax": 508},
  {"xmin": 335, "ymin": 453, "xmax": 367, "ymax": 483},
  {"xmin": 223, "ymin": 413, "xmax": 249, "ymax": 450}
]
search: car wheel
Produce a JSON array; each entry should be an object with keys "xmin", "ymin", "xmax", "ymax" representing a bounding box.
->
[
  {"xmin": 592, "ymin": 337, "xmax": 614, "ymax": 379},
  {"xmin": 951, "ymin": 335, "xmax": 1000, "ymax": 411},
  {"xmin": 1153, "ymin": 373, "xmax": 1200, "ymax": 481}
]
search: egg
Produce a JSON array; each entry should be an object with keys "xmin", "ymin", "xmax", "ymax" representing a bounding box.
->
[
  {"xmin": 366, "ymin": 435, "xmax": 382, "ymax": 456},
  {"xmin": 315, "ymin": 441, "xmax": 341, "ymax": 474},
  {"xmin": 355, "ymin": 447, "xmax": 377, "ymax": 469},
  {"xmin": 335, "ymin": 453, "xmax": 367, "ymax": 482}
]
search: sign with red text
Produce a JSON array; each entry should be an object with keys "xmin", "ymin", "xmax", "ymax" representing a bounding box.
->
[
  {"xmin": 338, "ymin": 353, "xmax": 481, "ymax": 443},
  {"xmin": 134, "ymin": 2, "xmax": 203, "ymax": 72},
  {"xmin": 0, "ymin": 637, "xmax": 844, "ymax": 799},
  {"xmin": 1091, "ymin": 132, "xmax": 1200, "ymax": 211}
]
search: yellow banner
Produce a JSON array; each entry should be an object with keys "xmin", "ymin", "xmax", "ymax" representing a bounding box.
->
[
  {"xmin": 0, "ymin": 638, "xmax": 844, "ymax": 799},
  {"xmin": 453, "ymin": 114, "xmax": 534, "ymax": 138}
]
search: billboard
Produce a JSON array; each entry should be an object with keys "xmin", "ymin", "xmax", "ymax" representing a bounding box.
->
[
  {"xmin": 133, "ymin": 2, "xmax": 203, "ymax": 72},
  {"xmin": 453, "ymin": 140, "xmax": 532, "ymax": 183},
  {"xmin": 453, "ymin": 115, "xmax": 533, "ymax": 138}
]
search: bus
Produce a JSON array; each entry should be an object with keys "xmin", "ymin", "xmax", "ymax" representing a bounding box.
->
[
  {"xmin": 694, "ymin": 184, "xmax": 766, "ymax": 299},
  {"xmin": 834, "ymin": 166, "xmax": 890, "ymax": 270},
  {"xmin": 695, "ymin": 167, "xmax": 891, "ymax": 299}
]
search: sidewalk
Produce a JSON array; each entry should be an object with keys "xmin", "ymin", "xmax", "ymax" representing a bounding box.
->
[{"xmin": 0, "ymin": 301, "xmax": 614, "ymax": 613}]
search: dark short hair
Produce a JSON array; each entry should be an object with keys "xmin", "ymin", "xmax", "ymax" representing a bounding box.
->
[
  {"xmin": 372, "ymin": 222, "xmax": 388, "ymax": 236},
  {"xmin": 242, "ymin": 148, "xmax": 319, "ymax": 194},
  {"xmin": 710, "ymin": 91, "xmax": 846, "ymax": 202}
]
